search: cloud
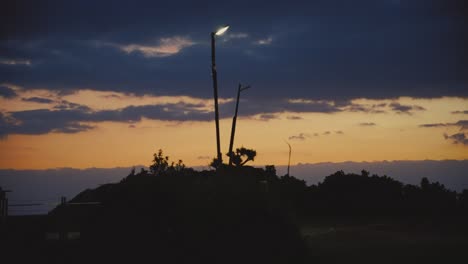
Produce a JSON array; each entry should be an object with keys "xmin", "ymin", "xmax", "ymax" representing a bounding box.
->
[
  {"xmin": 419, "ymin": 120, "xmax": 467, "ymax": 130},
  {"xmin": 117, "ymin": 36, "xmax": 195, "ymax": 58},
  {"xmin": 342, "ymin": 102, "xmax": 386, "ymax": 113},
  {"xmin": 2, "ymin": 1, "xmax": 466, "ymax": 100},
  {"xmin": 54, "ymin": 122, "xmax": 95, "ymax": 134},
  {"xmin": 222, "ymin": 33, "xmax": 249, "ymax": 42},
  {"xmin": 335, "ymin": 130, "xmax": 344, "ymax": 134},
  {"xmin": 0, "ymin": 59, "xmax": 31, "ymax": 66},
  {"xmin": 289, "ymin": 133, "xmax": 310, "ymax": 141},
  {"xmin": 419, "ymin": 123, "xmax": 446, "ymax": 128},
  {"xmin": 22, "ymin": 97, "xmax": 54, "ymax": 104},
  {"xmin": 287, "ymin": 116, "xmax": 303, "ymax": 120},
  {"xmin": 254, "ymin": 36, "xmax": 273, "ymax": 45},
  {"xmin": 0, "ymin": 101, "xmax": 213, "ymax": 137},
  {"xmin": 444, "ymin": 133, "xmax": 468, "ymax": 146},
  {"xmin": 389, "ymin": 102, "xmax": 426, "ymax": 115},
  {"xmin": 452, "ymin": 110, "xmax": 468, "ymax": 115},
  {"xmin": 219, "ymin": 98, "xmax": 342, "ymax": 120},
  {"xmin": 257, "ymin": 113, "xmax": 279, "ymax": 121},
  {"xmin": 359, "ymin": 122, "xmax": 376, "ymax": 126},
  {"xmin": 455, "ymin": 120, "xmax": 468, "ymax": 130},
  {"xmin": 197, "ymin": 156, "xmax": 211, "ymax": 160},
  {"xmin": 53, "ymin": 100, "xmax": 91, "ymax": 111},
  {"xmin": 0, "ymin": 85, "xmax": 17, "ymax": 98},
  {"xmin": 323, "ymin": 131, "xmax": 331, "ymax": 135}
]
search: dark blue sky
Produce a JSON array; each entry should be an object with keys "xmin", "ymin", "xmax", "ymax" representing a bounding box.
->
[{"xmin": 1, "ymin": 0, "xmax": 467, "ymax": 101}]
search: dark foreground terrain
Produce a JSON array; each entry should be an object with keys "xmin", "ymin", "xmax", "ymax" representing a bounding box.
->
[{"xmin": 2, "ymin": 166, "xmax": 467, "ymax": 263}]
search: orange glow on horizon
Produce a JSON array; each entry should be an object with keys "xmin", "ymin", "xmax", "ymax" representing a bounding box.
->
[{"xmin": 0, "ymin": 95, "xmax": 467, "ymax": 169}]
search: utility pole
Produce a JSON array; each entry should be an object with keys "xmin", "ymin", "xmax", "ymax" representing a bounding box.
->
[
  {"xmin": 228, "ymin": 83, "xmax": 250, "ymax": 166},
  {"xmin": 285, "ymin": 141, "xmax": 291, "ymax": 176}
]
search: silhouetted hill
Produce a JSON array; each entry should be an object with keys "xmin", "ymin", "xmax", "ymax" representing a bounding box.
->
[
  {"xmin": 46, "ymin": 166, "xmax": 308, "ymax": 264},
  {"xmin": 48, "ymin": 166, "xmax": 468, "ymax": 261},
  {"xmin": 4, "ymin": 165, "xmax": 467, "ymax": 263}
]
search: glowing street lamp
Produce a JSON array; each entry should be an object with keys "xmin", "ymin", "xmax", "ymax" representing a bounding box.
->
[
  {"xmin": 215, "ymin": 25, "xmax": 230, "ymax": 36},
  {"xmin": 211, "ymin": 25, "xmax": 229, "ymax": 166}
]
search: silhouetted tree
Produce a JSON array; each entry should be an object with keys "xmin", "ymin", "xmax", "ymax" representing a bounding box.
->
[
  {"xmin": 150, "ymin": 149, "xmax": 169, "ymax": 175},
  {"xmin": 229, "ymin": 147, "xmax": 257, "ymax": 167},
  {"xmin": 265, "ymin": 165, "xmax": 276, "ymax": 177},
  {"xmin": 209, "ymin": 157, "xmax": 222, "ymax": 169},
  {"xmin": 421, "ymin": 177, "xmax": 430, "ymax": 190}
]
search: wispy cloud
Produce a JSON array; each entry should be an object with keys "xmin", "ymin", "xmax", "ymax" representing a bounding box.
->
[
  {"xmin": 359, "ymin": 122, "xmax": 376, "ymax": 126},
  {"xmin": 419, "ymin": 120, "xmax": 468, "ymax": 131},
  {"xmin": 257, "ymin": 113, "xmax": 279, "ymax": 121},
  {"xmin": 254, "ymin": 36, "xmax": 273, "ymax": 46},
  {"xmin": 289, "ymin": 133, "xmax": 310, "ymax": 141},
  {"xmin": 117, "ymin": 36, "xmax": 195, "ymax": 58},
  {"xmin": 287, "ymin": 115, "xmax": 303, "ymax": 120},
  {"xmin": 444, "ymin": 133, "xmax": 468, "ymax": 146},
  {"xmin": 451, "ymin": 110, "xmax": 468, "ymax": 115},
  {"xmin": 389, "ymin": 102, "xmax": 426, "ymax": 115},
  {"xmin": 22, "ymin": 97, "xmax": 54, "ymax": 104},
  {"xmin": 0, "ymin": 86, "xmax": 18, "ymax": 98},
  {"xmin": 0, "ymin": 59, "xmax": 31, "ymax": 66},
  {"xmin": 222, "ymin": 33, "xmax": 249, "ymax": 42}
]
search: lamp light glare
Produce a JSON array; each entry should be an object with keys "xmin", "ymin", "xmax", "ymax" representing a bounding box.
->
[{"xmin": 215, "ymin": 26, "xmax": 230, "ymax": 36}]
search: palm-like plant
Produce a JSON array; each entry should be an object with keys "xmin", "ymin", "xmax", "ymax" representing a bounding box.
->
[{"xmin": 228, "ymin": 147, "xmax": 257, "ymax": 167}]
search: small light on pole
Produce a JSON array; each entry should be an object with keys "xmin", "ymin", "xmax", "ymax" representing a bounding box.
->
[
  {"xmin": 215, "ymin": 26, "xmax": 230, "ymax": 36},
  {"xmin": 211, "ymin": 25, "xmax": 229, "ymax": 167}
]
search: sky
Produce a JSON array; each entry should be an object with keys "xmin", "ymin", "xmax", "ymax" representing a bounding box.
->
[{"xmin": 0, "ymin": 0, "xmax": 467, "ymax": 169}]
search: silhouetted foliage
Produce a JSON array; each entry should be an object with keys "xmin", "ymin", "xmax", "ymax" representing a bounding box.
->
[
  {"xmin": 147, "ymin": 149, "xmax": 189, "ymax": 176},
  {"xmin": 149, "ymin": 149, "xmax": 170, "ymax": 174},
  {"xmin": 228, "ymin": 147, "xmax": 257, "ymax": 167},
  {"xmin": 209, "ymin": 157, "xmax": 222, "ymax": 169},
  {"xmin": 45, "ymin": 151, "xmax": 468, "ymax": 264}
]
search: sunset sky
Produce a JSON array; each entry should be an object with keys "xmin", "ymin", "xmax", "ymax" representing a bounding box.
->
[{"xmin": 1, "ymin": 0, "xmax": 467, "ymax": 169}]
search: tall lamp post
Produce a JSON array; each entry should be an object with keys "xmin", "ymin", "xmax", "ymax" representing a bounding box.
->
[
  {"xmin": 211, "ymin": 25, "xmax": 229, "ymax": 165},
  {"xmin": 228, "ymin": 83, "xmax": 250, "ymax": 166},
  {"xmin": 285, "ymin": 141, "xmax": 291, "ymax": 176}
]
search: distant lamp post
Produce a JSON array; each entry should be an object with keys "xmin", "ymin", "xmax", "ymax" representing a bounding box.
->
[
  {"xmin": 211, "ymin": 25, "xmax": 229, "ymax": 165},
  {"xmin": 228, "ymin": 83, "xmax": 250, "ymax": 166},
  {"xmin": 285, "ymin": 141, "xmax": 291, "ymax": 176}
]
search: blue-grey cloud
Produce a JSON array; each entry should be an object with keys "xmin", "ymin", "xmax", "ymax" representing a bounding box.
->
[
  {"xmin": 1, "ymin": 0, "xmax": 466, "ymax": 101},
  {"xmin": 419, "ymin": 120, "xmax": 468, "ymax": 130},
  {"xmin": 289, "ymin": 133, "xmax": 310, "ymax": 141},
  {"xmin": 226, "ymin": 99, "xmax": 342, "ymax": 117},
  {"xmin": 257, "ymin": 113, "xmax": 279, "ymax": 121},
  {"xmin": 1, "ymin": 97, "xmax": 374, "ymax": 137},
  {"xmin": 22, "ymin": 97, "xmax": 54, "ymax": 104},
  {"xmin": 452, "ymin": 110, "xmax": 468, "ymax": 115},
  {"xmin": 389, "ymin": 102, "xmax": 426, "ymax": 114},
  {"xmin": 0, "ymin": 86, "xmax": 17, "ymax": 98},
  {"xmin": 419, "ymin": 123, "xmax": 446, "ymax": 128},
  {"xmin": 359, "ymin": 122, "xmax": 376, "ymax": 126},
  {"xmin": 444, "ymin": 132, "xmax": 468, "ymax": 146},
  {"xmin": 286, "ymin": 116, "xmax": 303, "ymax": 120}
]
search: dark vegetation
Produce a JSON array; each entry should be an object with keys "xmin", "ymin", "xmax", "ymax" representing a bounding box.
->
[{"xmin": 1, "ymin": 150, "xmax": 468, "ymax": 263}]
